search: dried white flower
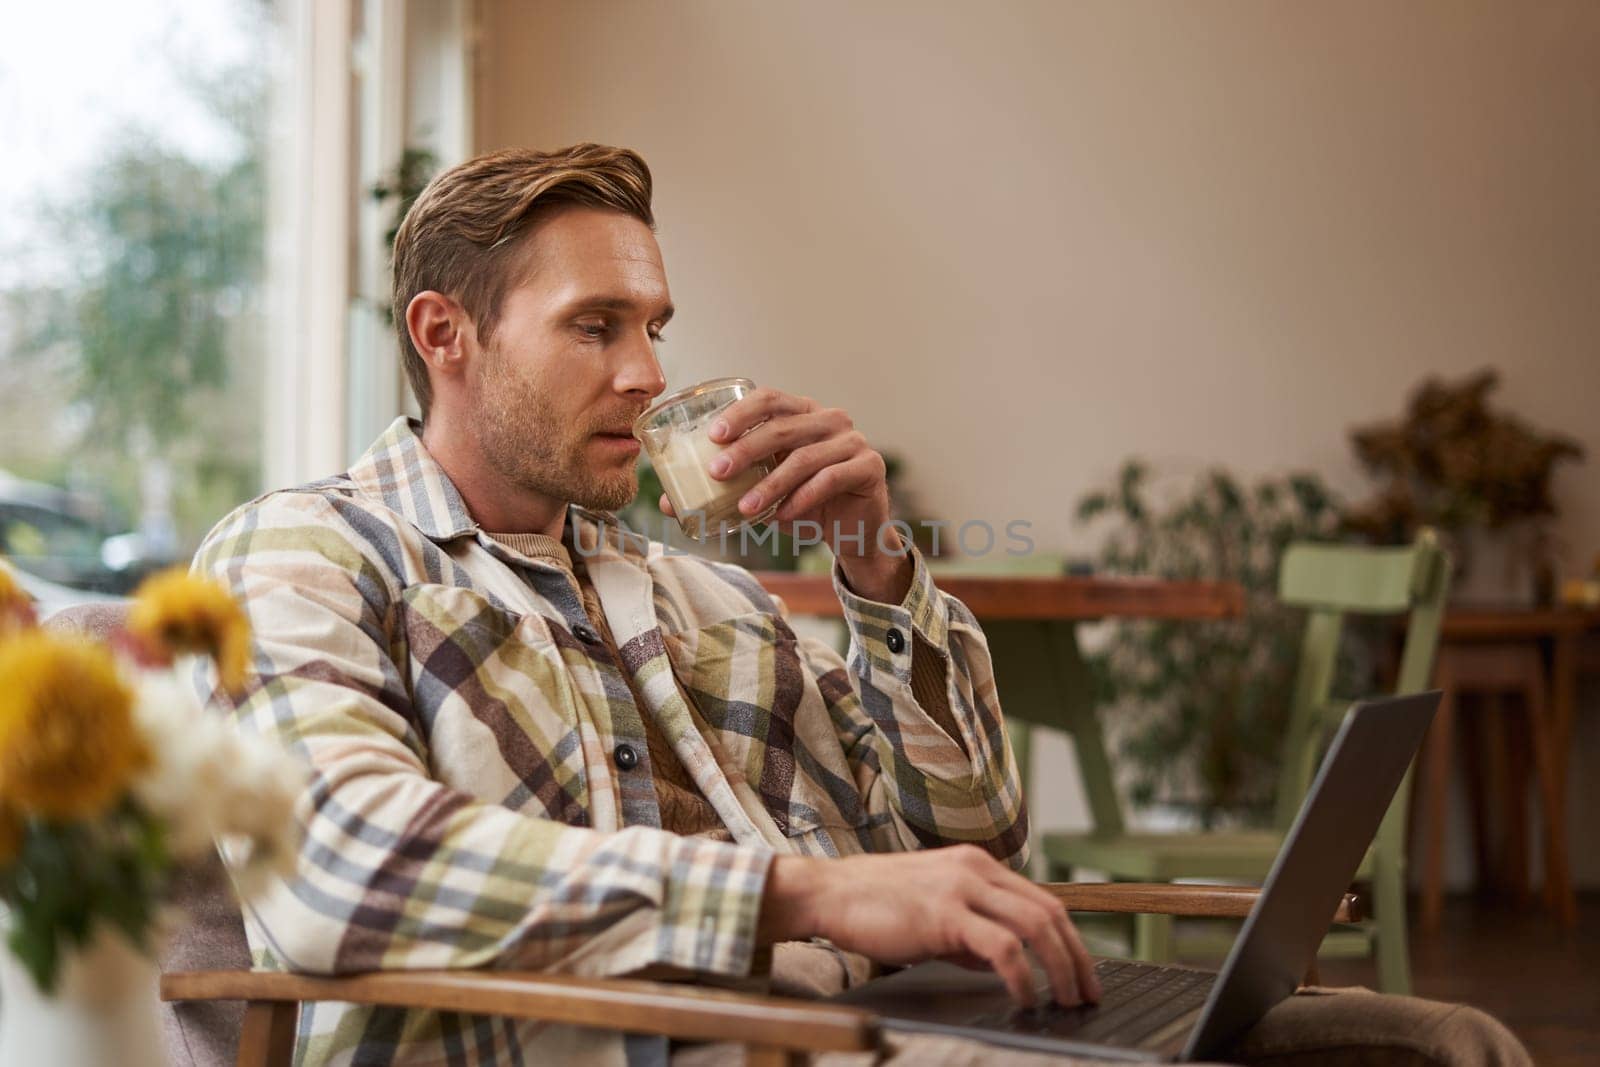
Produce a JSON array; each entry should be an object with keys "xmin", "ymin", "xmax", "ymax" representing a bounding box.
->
[{"xmin": 129, "ymin": 670, "xmax": 307, "ymax": 896}]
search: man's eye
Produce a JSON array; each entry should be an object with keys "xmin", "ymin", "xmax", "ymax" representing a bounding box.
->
[
  {"xmin": 577, "ymin": 323, "xmax": 608, "ymax": 339},
  {"xmin": 649, "ymin": 330, "xmax": 667, "ymax": 344}
]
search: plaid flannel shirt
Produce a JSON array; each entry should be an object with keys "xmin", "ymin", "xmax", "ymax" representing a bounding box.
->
[{"xmin": 191, "ymin": 417, "xmax": 1026, "ymax": 1066}]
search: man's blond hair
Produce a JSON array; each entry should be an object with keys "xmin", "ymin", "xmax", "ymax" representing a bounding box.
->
[{"xmin": 391, "ymin": 143, "xmax": 655, "ymax": 418}]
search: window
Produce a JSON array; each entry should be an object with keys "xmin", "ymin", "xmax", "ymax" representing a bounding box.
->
[
  {"xmin": 0, "ymin": 0, "xmax": 474, "ymax": 611},
  {"xmin": 0, "ymin": 0, "xmax": 277, "ymax": 607}
]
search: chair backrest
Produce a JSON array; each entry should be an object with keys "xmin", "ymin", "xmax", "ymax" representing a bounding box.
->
[
  {"xmin": 980, "ymin": 534, "xmax": 1449, "ymax": 844},
  {"xmin": 44, "ymin": 601, "xmax": 251, "ymax": 1067},
  {"xmin": 1270, "ymin": 530, "xmax": 1452, "ymax": 832}
]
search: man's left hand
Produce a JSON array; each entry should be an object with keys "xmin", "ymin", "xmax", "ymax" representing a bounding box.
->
[{"xmin": 657, "ymin": 386, "xmax": 913, "ymax": 603}]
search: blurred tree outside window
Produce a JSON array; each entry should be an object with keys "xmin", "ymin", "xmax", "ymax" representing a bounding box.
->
[{"xmin": 0, "ymin": 0, "xmax": 273, "ymax": 607}]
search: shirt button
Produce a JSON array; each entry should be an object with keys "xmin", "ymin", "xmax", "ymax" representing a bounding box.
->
[
  {"xmin": 613, "ymin": 743, "xmax": 639, "ymax": 771},
  {"xmin": 886, "ymin": 627, "xmax": 906, "ymax": 654},
  {"xmin": 572, "ymin": 623, "xmax": 599, "ymax": 645}
]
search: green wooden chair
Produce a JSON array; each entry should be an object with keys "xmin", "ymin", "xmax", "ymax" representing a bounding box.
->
[{"xmin": 1028, "ymin": 532, "xmax": 1450, "ymax": 994}]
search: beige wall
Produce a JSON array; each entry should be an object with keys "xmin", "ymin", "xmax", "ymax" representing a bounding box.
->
[{"xmin": 477, "ymin": 1, "xmax": 1600, "ymax": 885}]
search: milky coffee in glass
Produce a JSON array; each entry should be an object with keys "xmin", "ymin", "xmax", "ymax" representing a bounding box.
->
[{"xmin": 633, "ymin": 377, "xmax": 780, "ymax": 540}]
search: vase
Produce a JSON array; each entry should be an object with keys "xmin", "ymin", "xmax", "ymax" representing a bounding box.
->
[
  {"xmin": 0, "ymin": 921, "xmax": 166, "ymax": 1067},
  {"xmin": 1447, "ymin": 525, "xmax": 1545, "ymax": 606}
]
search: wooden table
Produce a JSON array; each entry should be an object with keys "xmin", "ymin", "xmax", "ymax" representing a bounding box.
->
[
  {"xmin": 1416, "ymin": 604, "xmax": 1599, "ymax": 929},
  {"xmin": 753, "ymin": 572, "xmax": 1245, "ymax": 839},
  {"xmin": 754, "ymin": 573, "xmax": 1245, "ymax": 622}
]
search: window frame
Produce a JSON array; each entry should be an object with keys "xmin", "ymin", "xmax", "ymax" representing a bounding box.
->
[{"xmin": 265, "ymin": 0, "xmax": 475, "ymax": 489}]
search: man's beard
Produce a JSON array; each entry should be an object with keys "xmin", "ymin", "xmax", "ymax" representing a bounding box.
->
[{"xmin": 471, "ymin": 347, "xmax": 641, "ymax": 513}]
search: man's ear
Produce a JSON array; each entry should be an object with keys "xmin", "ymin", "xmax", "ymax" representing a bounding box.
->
[{"xmin": 405, "ymin": 290, "xmax": 474, "ymax": 385}]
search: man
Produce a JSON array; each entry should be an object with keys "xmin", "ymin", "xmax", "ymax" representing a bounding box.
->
[{"xmin": 194, "ymin": 144, "xmax": 1525, "ymax": 1066}]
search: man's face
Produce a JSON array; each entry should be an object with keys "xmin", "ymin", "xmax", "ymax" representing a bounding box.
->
[{"xmin": 469, "ymin": 206, "xmax": 671, "ymax": 515}]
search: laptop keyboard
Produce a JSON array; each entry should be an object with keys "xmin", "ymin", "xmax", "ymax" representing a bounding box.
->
[{"xmin": 969, "ymin": 959, "xmax": 1216, "ymax": 1047}]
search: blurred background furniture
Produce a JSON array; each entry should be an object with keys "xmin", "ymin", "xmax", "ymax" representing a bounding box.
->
[
  {"xmin": 1414, "ymin": 605, "xmax": 1598, "ymax": 931},
  {"xmin": 1030, "ymin": 534, "xmax": 1450, "ymax": 995}
]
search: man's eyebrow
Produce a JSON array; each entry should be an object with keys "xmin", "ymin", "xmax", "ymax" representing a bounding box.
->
[{"xmin": 563, "ymin": 295, "xmax": 675, "ymax": 322}]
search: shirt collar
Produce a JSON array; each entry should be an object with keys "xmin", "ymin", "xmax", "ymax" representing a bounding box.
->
[
  {"xmin": 347, "ymin": 417, "xmax": 633, "ymax": 552},
  {"xmin": 347, "ymin": 417, "xmax": 479, "ymax": 542}
]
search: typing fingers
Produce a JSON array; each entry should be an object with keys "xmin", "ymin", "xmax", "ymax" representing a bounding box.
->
[
  {"xmin": 956, "ymin": 912, "xmax": 1037, "ymax": 1008},
  {"xmin": 970, "ymin": 883, "xmax": 1083, "ymax": 1007},
  {"xmin": 984, "ymin": 866, "xmax": 1102, "ymax": 1004}
]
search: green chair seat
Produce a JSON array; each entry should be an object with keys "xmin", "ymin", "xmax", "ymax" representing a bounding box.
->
[
  {"xmin": 1039, "ymin": 829, "xmax": 1376, "ymax": 883},
  {"xmin": 1042, "ymin": 829, "xmax": 1281, "ymax": 881}
]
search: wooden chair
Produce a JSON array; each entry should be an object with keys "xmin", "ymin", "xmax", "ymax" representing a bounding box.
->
[
  {"xmin": 1029, "ymin": 532, "xmax": 1451, "ymax": 994},
  {"xmin": 42, "ymin": 602, "xmax": 1363, "ymax": 1065},
  {"xmin": 160, "ymin": 882, "xmax": 1362, "ymax": 1067}
]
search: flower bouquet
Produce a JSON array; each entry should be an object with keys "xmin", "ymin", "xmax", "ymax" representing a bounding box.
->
[{"xmin": 0, "ymin": 562, "xmax": 304, "ymax": 1061}]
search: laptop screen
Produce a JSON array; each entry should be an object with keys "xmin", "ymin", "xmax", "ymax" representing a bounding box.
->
[{"xmin": 1183, "ymin": 692, "xmax": 1439, "ymax": 1060}]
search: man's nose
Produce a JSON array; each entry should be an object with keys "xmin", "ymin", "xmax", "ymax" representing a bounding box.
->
[{"xmin": 615, "ymin": 331, "xmax": 667, "ymax": 400}]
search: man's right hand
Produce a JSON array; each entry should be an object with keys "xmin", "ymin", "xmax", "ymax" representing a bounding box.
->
[{"xmin": 757, "ymin": 845, "xmax": 1101, "ymax": 1008}]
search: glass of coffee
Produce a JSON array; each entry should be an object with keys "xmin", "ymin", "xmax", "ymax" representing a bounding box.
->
[{"xmin": 633, "ymin": 377, "xmax": 780, "ymax": 541}]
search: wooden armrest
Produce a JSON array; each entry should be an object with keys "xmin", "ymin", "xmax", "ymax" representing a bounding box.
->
[
  {"xmin": 163, "ymin": 887, "xmax": 1357, "ymax": 1060},
  {"xmin": 162, "ymin": 969, "xmax": 879, "ymax": 1054},
  {"xmin": 1041, "ymin": 882, "xmax": 1364, "ymax": 923}
]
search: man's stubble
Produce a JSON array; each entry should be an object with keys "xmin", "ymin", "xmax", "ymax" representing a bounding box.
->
[{"xmin": 471, "ymin": 342, "xmax": 641, "ymax": 514}]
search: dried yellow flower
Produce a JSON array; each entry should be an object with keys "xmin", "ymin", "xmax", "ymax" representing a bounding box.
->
[
  {"xmin": 0, "ymin": 562, "xmax": 37, "ymax": 636},
  {"xmin": 0, "ymin": 633, "xmax": 149, "ymax": 820},
  {"xmin": 127, "ymin": 569, "xmax": 252, "ymax": 693}
]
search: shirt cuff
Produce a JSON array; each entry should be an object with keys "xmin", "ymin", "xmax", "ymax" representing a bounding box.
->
[
  {"xmin": 653, "ymin": 834, "xmax": 773, "ymax": 977},
  {"xmin": 832, "ymin": 543, "xmax": 949, "ymax": 680}
]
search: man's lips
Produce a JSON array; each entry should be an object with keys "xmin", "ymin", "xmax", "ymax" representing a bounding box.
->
[
  {"xmin": 594, "ymin": 416, "xmax": 645, "ymax": 438},
  {"xmin": 593, "ymin": 430, "xmax": 641, "ymax": 451}
]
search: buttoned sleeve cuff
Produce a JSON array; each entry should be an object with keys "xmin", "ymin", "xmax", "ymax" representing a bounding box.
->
[
  {"xmin": 651, "ymin": 834, "xmax": 773, "ymax": 977},
  {"xmin": 832, "ymin": 543, "xmax": 948, "ymax": 681}
]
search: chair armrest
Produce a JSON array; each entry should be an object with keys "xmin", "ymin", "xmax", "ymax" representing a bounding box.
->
[
  {"xmin": 162, "ymin": 886, "xmax": 1357, "ymax": 1059},
  {"xmin": 161, "ymin": 969, "xmax": 880, "ymax": 1055},
  {"xmin": 1041, "ymin": 882, "xmax": 1364, "ymax": 922}
]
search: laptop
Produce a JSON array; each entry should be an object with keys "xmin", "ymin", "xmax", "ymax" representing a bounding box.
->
[{"xmin": 831, "ymin": 692, "xmax": 1441, "ymax": 1062}]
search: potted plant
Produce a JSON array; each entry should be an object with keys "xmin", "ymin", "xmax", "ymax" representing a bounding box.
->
[
  {"xmin": 1075, "ymin": 461, "xmax": 1350, "ymax": 827},
  {"xmin": 1344, "ymin": 368, "xmax": 1584, "ymax": 603},
  {"xmin": 0, "ymin": 563, "xmax": 304, "ymax": 1066}
]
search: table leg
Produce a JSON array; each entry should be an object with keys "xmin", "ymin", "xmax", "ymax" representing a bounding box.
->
[
  {"xmin": 1048, "ymin": 623, "xmax": 1126, "ymax": 838},
  {"xmin": 1501, "ymin": 694, "xmax": 1531, "ymax": 904},
  {"xmin": 1009, "ymin": 719, "xmax": 1035, "ymax": 873},
  {"xmin": 1459, "ymin": 699, "xmax": 1494, "ymax": 892},
  {"xmin": 1419, "ymin": 675, "xmax": 1456, "ymax": 933},
  {"xmin": 1541, "ymin": 633, "xmax": 1579, "ymax": 926},
  {"xmin": 1478, "ymin": 693, "xmax": 1514, "ymax": 897},
  {"xmin": 1525, "ymin": 676, "xmax": 1563, "ymax": 915}
]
